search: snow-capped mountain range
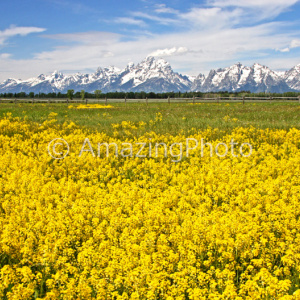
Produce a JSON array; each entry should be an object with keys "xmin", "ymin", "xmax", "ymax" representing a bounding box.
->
[
  {"xmin": 0, "ymin": 56, "xmax": 299, "ymax": 94},
  {"xmin": 194, "ymin": 62, "xmax": 293, "ymax": 93}
]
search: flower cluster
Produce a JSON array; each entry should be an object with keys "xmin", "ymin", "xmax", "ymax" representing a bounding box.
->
[
  {"xmin": 0, "ymin": 113, "xmax": 300, "ymax": 299},
  {"xmin": 69, "ymin": 104, "xmax": 113, "ymax": 109}
]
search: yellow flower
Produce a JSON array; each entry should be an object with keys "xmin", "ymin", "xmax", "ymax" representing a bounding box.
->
[{"xmin": 0, "ymin": 115, "xmax": 300, "ymax": 299}]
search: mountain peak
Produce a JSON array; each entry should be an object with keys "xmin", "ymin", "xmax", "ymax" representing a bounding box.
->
[
  {"xmin": 142, "ymin": 56, "xmax": 169, "ymax": 67},
  {"xmin": 52, "ymin": 70, "xmax": 63, "ymax": 75},
  {"xmin": 51, "ymin": 70, "xmax": 64, "ymax": 79},
  {"xmin": 127, "ymin": 61, "xmax": 135, "ymax": 68},
  {"xmin": 294, "ymin": 64, "xmax": 300, "ymax": 71},
  {"xmin": 253, "ymin": 63, "xmax": 267, "ymax": 69},
  {"xmin": 284, "ymin": 63, "xmax": 300, "ymax": 90},
  {"xmin": 156, "ymin": 58, "xmax": 170, "ymax": 66},
  {"xmin": 228, "ymin": 63, "xmax": 248, "ymax": 73},
  {"xmin": 144, "ymin": 56, "xmax": 156, "ymax": 62},
  {"xmin": 233, "ymin": 62, "xmax": 243, "ymax": 67},
  {"xmin": 37, "ymin": 74, "xmax": 45, "ymax": 80},
  {"xmin": 104, "ymin": 66, "xmax": 120, "ymax": 72}
]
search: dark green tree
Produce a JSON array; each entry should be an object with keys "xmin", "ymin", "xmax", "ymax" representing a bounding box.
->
[
  {"xmin": 94, "ymin": 90, "xmax": 102, "ymax": 99},
  {"xmin": 80, "ymin": 90, "xmax": 86, "ymax": 100},
  {"xmin": 67, "ymin": 89, "xmax": 74, "ymax": 100}
]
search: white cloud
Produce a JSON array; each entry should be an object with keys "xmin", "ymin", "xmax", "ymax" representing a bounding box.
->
[
  {"xmin": 0, "ymin": 25, "xmax": 46, "ymax": 45},
  {"xmin": 150, "ymin": 47, "xmax": 189, "ymax": 57},
  {"xmin": 0, "ymin": 53, "xmax": 12, "ymax": 59},
  {"xmin": 154, "ymin": 4, "xmax": 179, "ymax": 14},
  {"xmin": 180, "ymin": 7, "xmax": 243, "ymax": 29},
  {"xmin": 131, "ymin": 12, "xmax": 179, "ymax": 25},
  {"xmin": 279, "ymin": 48, "xmax": 290, "ymax": 52},
  {"xmin": 114, "ymin": 17, "xmax": 147, "ymax": 27},
  {"xmin": 42, "ymin": 31, "xmax": 120, "ymax": 45},
  {"xmin": 277, "ymin": 38, "xmax": 300, "ymax": 52},
  {"xmin": 291, "ymin": 39, "xmax": 300, "ymax": 48},
  {"xmin": 209, "ymin": 0, "xmax": 299, "ymax": 8},
  {"xmin": 207, "ymin": 0, "xmax": 300, "ymax": 19}
]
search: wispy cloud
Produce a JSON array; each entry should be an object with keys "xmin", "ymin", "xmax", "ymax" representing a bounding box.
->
[
  {"xmin": 114, "ymin": 17, "xmax": 147, "ymax": 27},
  {"xmin": 0, "ymin": 53, "xmax": 11, "ymax": 59},
  {"xmin": 291, "ymin": 39, "xmax": 300, "ymax": 48},
  {"xmin": 208, "ymin": 0, "xmax": 299, "ymax": 10},
  {"xmin": 42, "ymin": 31, "xmax": 121, "ymax": 45},
  {"xmin": 207, "ymin": 0, "xmax": 300, "ymax": 20},
  {"xmin": 0, "ymin": 25, "xmax": 46, "ymax": 45},
  {"xmin": 131, "ymin": 12, "xmax": 179, "ymax": 25},
  {"xmin": 150, "ymin": 47, "xmax": 188, "ymax": 57},
  {"xmin": 47, "ymin": 0, "xmax": 99, "ymax": 15},
  {"xmin": 278, "ymin": 38, "xmax": 300, "ymax": 52},
  {"xmin": 279, "ymin": 48, "xmax": 290, "ymax": 52},
  {"xmin": 180, "ymin": 7, "xmax": 243, "ymax": 29},
  {"xmin": 154, "ymin": 4, "xmax": 179, "ymax": 14}
]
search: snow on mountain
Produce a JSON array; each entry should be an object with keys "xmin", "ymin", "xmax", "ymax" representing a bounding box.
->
[
  {"xmin": 186, "ymin": 75, "xmax": 197, "ymax": 82},
  {"xmin": 274, "ymin": 70, "xmax": 286, "ymax": 78},
  {"xmin": 195, "ymin": 63, "xmax": 291, "ymax": 93},
  {"xmin": 117, "ymin": 56, "xmax": 191, "ymax": 92},
  {"xmin": 191, "ymin": 73, "xmax": 205, "ymax": 90},
  {"xmin": 199, "ymin": 63, "xmax": 251, "ymax": 92},
  {"xmin": 284, "ymin": 64, "xmax": 300, "ymax": 91},
  {"xmin": 0, "ymin": 58, "xmax": 299, "ymax": 94},
  {"xmin": 0, "ymin": 56, "xmax": 191, "ymax": 93},
  {"xmin": 251, "ymin": 63, "xmax": 290, "ymax": 93}
]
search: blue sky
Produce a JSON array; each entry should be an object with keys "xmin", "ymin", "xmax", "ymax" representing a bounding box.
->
[{"xmin": 0, "ymin": 0, "xmax": 300, "ymax": 80}]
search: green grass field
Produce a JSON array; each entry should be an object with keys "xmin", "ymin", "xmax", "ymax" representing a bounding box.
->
[{"xmin": 0, "ymin": 102, "xmax": 299, "ymax": 136}]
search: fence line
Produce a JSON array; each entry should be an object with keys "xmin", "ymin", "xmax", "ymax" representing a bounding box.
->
[{"xmin": 0, "ymin": 96, "xmax": 300, "ymax": 104}]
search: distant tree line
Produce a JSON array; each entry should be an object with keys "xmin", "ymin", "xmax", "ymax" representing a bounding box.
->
[{"xmin": 1, "ymin": 90, "xmax": 300, "ymax": 99}]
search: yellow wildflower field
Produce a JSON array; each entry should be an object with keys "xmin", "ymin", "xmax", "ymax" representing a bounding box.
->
[
  {"xmin": 0, "ymin": 112, "xmax": 300, "ymax": 299},
  {"xmin": 69, "ymin": 104, "xmax": 114, "ymax": 109}
]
